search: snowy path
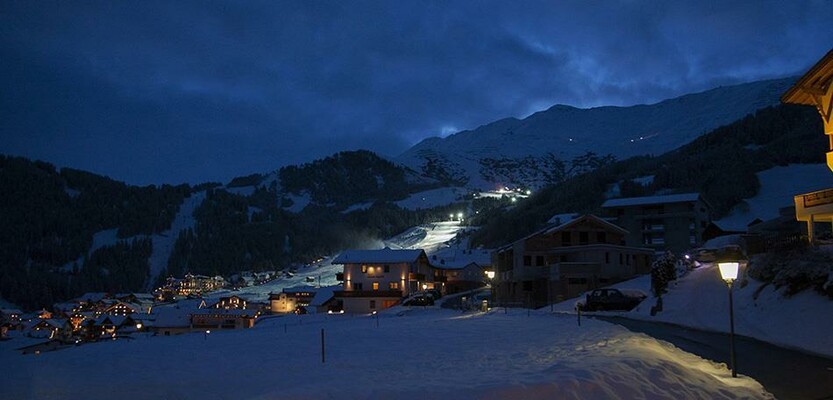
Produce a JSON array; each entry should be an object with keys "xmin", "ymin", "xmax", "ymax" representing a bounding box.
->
[
  {"xmin": 0, "ymin": 309, "xmax": 771, "ymax": 399},
  {"xmin": 145, "ymin": 191, "xmax": 206, "ymax": 290},
  {"xmin": 596, "ymin": 316, "xmax": 833, "ymax": 400}
]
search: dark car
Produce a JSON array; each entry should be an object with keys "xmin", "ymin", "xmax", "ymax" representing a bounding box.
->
[
  {"xmin": 403, "ymin": 295, "xmax": 434, "ymax": 306},
  {"xmin": 583, "ymin": 288, "xmax": 646, "ymax": 311}
]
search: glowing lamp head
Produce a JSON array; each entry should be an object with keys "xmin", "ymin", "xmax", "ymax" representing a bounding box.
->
[
  {"xmin": 206, "ymin": 330, "xmax": 211, "ymax": 334},
  {"xmin": 718, "ymin": 262, "xmax": 739, "ymax": 282},
  {"xmin": 136, "ymin": 323, "xmax": 143, "ymax": 330},
  {"xmin": 422, "ymin": 284, "xmax": 428, "ymax": 290},
  {"xmin": 457, "ymin": 212, "xmax": 463, "ymax": 218},
  {"xmin": 485, "ymin": 271, "xmax": 495, "ymax": 279}
]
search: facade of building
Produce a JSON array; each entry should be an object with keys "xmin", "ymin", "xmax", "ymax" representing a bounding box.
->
[
  {"xmin": 493, "ymin": 215, "xmax": 653, "ymax": 307},
  {"xmin": 602, "ymin": 193, "xmax": 711, "ymax": 253},
  {"xmin": 269, "ymin": 286, "xmax": 317, "ymax": 314},
  {"xmin": 333, "ymin": 248, "xmax": 433, "ymax": 314},
  {"xmin": 190, "ymin": 309, "xmax": 258, "ymax": 330},
  {"xmin": 432, "ymin": 262, "xmax": 487, "ymax": 294},
  {"xmin": 782, "ymin": 50, "xmax": 833, "ymax": 243}
]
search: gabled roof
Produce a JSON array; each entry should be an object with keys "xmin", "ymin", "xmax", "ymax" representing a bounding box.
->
[
  {"xmin": 75, "ymin": 292, "xmax": 109, "ymax": 303},
  {"xmin": 309, "ymin": 286, "xmax": 338, "ymax": 307},
  {"xmin": 333, "ymin": 248, "xmax": 426, "ymax": 264},
  {"xmin": 543, "ymin": 214, "xmax": 628, "ymax": 236},
  {"xmin": 191, "ymin": 309, "xmax": 258, "ymax": 317},
  {"xmin": 601, "ymin": 193, "xmax": 702, "ymax": 208},
  {"xmin": 782, "ymin": 49, "xmax": 833, "ymax": 105}
]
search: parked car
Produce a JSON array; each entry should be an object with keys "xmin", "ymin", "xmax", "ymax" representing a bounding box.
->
[
  {"xmin": 583, "ymin": 288, "xmax": 646, "ymax": 311},
  {"xmin": 403, "ymin": 295, "xmax": 434, "ymax": 306}
]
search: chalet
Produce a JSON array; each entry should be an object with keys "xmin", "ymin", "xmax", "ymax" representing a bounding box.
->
[
  {"xmin": 269, "ymin": 286, "xmax": 317, "ymax": 313},
  {"xmin": 493, "ymin": 214, "xmax": 653, "ymax": 307},
  {"xmin": 333, "ymin": 248, "xmax": 433, "ymax": 314},
  {"xmin": 0, "ymin": 309, "xmax": 23, "ymax": 324},
  {"xmin": 92, "ymin": 315, "xmax": 138, "ymax": 337},
  {"xmin": 25, "ymin": 319, "xmax": 71, "ymax": 340},
  {"xmin": 103, "ymin": 301, "xmax": 145, "ymax": 317},
  {"xmin": 153, "ymin": 306, "xmax": 193, "ymax": 336},
  {"xmin": 782, "ymin": 49, "xmax": 833, "ymax": 243},
  {"xmin": 602, "ymin": 193, "xmax": 711, "ymax": 253},
  {"xmin": 309, "ymin": 286, "xmax": 341, "ymax": 313},
  {"xmin": 207, "ymin": 295, "xmax": 249, "ymax": 310},
  {"xmin": 190, "ymin": 309, "xmax": 258, "ymax": 330},
  {"xmin": 432, "ymin": 261, "xmax": 487, "ymax": 294}
]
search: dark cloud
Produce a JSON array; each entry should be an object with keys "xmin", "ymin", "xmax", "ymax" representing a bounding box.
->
[{"xmin": 1, "ymin": 1, "xmax": 830, "ymax": 184}]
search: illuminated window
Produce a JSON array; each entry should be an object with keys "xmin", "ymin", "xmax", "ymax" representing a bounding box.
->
[
  {"xmin": 361, "ymin": 265, "xmax": 367, "ymax": 273},
  {"xmin": 389, "ymin": 282, "xmax": 399, "ymax": 290},
  {"xmin": 372, "ymin": 282, "xmax": 379, "ymax": 291}
]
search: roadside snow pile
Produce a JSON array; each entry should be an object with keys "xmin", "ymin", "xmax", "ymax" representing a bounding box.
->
[
  {"xmin": 749, "ymin": 246, "xmax": 833, "ymax": 298},
  {"xmin": 0, "ymin": 310, "xmax": 771, "ymax": 399}
]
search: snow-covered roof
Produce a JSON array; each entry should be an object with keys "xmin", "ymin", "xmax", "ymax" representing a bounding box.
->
[
  {"xmin": 75, "ymin": 292, "xmax": 109, "ymax": 303},
  {"xmin": 1, "ymin": 309, "xmax": 23, "ymax": 315},
  {"xmin": 547, "ymin": 213, "xmax": 580, "ymax": 225},
  {"xmin": 309, "ymin": 286, "xmax": 338, "ymax": 307},
  {"xmin": 543, "ymin": 214, "xmax": 627, "ymax": 236},
  {"xmin": 153, "ymin": 307, "xmax": 193, "ymax": 327},
  {"xmin": 333, "ymin": 248, "xmax": 426, "ymax": 264},
  {"xmin": 282, "ymin": 286, "xmax": 317, "ymax": 294},
  {"xmin": 602, "ymin": 193, "xmax": 702, "ymax": 208}
]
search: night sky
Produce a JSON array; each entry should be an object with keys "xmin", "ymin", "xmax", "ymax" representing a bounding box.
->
[{"xmin": 1, "ymin": 1, "xmax": 831, "ymax": 185}]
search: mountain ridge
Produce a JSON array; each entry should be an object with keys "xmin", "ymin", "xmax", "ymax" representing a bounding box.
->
[{"xmin": 398, "ymin": 77, "xmax": 797, "ymax": 189}]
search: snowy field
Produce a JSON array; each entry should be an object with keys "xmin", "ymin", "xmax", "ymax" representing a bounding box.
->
[
  {"xmin": 0, "ymin": 308, "xmax": 771, "ymax": 400},
  {"xmin": 554, "ymin": 264, "xmax": 833, "ymax": 358}
]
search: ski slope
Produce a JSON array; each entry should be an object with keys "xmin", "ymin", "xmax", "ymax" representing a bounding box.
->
[{"xmin": 145, "ymin": 191, "xmax": 207, "ymax": 290}]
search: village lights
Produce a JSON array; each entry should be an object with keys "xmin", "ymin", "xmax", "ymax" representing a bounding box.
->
[
  {"xmin": 422, "ymin": 284, "xmax": 428, "ymax": 291},
  {"xmin": 457, "ymin": 212, "xmax": 463, "ymax": 220},
  {"xmin": 511, "ymin": 197, "xmax": 517, "ymax": 203},
  {"xmin": 136, "ymin": 323, "xmax": 143, "ymax": 330},
  {"xmin": 449, "ymin": 213, "xmax": 454, "ymax": 220},
  {"xmin": 485, "ymin": 270, "xmax": 495, "ymax": 279},
  {"xmin": 716, "ymin": 246, "xmax": 744, "ymax": 378}
]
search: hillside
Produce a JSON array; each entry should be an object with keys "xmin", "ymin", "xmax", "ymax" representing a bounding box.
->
[
  {"xmin": 399, "ymin": 77, "xmax": 795, "ymax": 189},
  {"xmin": 471, "ymin": 104, "xmax": 825, "ymax": 247}
]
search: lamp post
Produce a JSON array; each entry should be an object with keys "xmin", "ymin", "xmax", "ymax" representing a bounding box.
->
[{"xmin": 717, "ymin": 247, "xmax": 743, "ymax": 378}]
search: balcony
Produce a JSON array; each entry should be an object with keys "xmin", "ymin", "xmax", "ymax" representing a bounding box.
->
[{"xmin": 408, "ymin": 273, "xmax": 425, "ymax": 281}]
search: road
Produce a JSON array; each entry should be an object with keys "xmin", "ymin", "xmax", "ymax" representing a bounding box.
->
[{"xmin": 595, "ymin": 316, "xmax": 833, "ymax": 400}]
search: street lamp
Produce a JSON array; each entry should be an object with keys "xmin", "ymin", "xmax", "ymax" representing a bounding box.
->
[{"xmin": 717, "ymin": 246, "xmax": 744, "ymax": 378}]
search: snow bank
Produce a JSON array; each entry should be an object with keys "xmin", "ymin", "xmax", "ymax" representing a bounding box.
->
[
  {"xmin": 0, "ymin": 310, "xmax": 771, "ymax": 399},
  {"xmin": 555, "ymin": 264, "xmax": 833, "ymax": 358}
]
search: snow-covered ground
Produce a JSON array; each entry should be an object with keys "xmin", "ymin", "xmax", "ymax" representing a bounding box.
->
[
  {"xmin": 554, "ymin": 264, "xmax": 833, "ymax": 358},
  {"xmin": 717, "ymin": 164, "xmax": 833, "ymax": 231},
  {"xmin": 384, "ymin": 220, "xmax": 464, "ymax": 253},
  {"xmin": 0, "ymin": 309, "xmax": 771, "ymax": 399},
  {"xmin": 394, "ymin": 187, "xmax": 469, "ymax": 210}
]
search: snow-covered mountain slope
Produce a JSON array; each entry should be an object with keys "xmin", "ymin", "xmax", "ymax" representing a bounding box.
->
[
  {"xmin": 716, "ymin": 164, "xmax": 833, "ymax": 231},
  {"xmin": 145, "ymin": 191, "xmax": 206, "ymax": 290},
  {"xmin": 399, "ymin": 77, "xmax": 795, "ymax": 189}
]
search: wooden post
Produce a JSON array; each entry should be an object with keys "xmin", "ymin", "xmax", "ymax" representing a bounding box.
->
[{"xmin": 320, "ymin": 328, "xmax": 325, "ymax": 364}]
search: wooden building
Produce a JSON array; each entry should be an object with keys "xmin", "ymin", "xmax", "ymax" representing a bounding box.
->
[
  {"xmin": 782, "ymin": 49, "xmax": 833, "ymax": 243},
  {"xmin": 493, "ymin": 215, "xmax": 653, "ymax": 307}
]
